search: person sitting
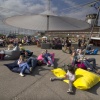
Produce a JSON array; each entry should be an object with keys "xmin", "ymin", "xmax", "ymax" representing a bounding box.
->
[
  {"xmin": 26, "ymin": 57, "xmax": 38, "ymax": 70},
  {"xmin": 25, "ymin": 50, "xmax": 33, "ymax": 58},
  {"xmin": 19, "ymin": 44, "xmax": 25, "ymax": 51},
  {"xmin": 7, "ymin": 44, "xmax": 14, "ymax": 50},
  {"xmin": 42, "ymin": 49, "xmax": 54, "ymax": 67},
  {"xmin": 17, "ymin": 55, "xmax": 30, "ymax": 77},
  {"xmin": 87, "ymin": 44, "xmax": 92, "ymax": 51},
  {"xmin": 70, "ymin": 50, "xmax": 87, "ymax": 70},
  {"xmin": 19, "ymin": 44, "xmax": 33, "ymax": 58},
  {"xmin": 76, "ymin": 49, "xmax": 99, "ymax": 73},
  {"xmin": 85, "ymin": 45, "xmax": 98, "ymax": 55},
  {"xmin": 19, "ymin": 44, "xmax": 26, "ymax": 55}
]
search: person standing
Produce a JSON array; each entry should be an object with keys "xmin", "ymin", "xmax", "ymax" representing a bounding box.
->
[{"xmin": 78, "ymin": 38, "xmax": 82, "ymax": 49}]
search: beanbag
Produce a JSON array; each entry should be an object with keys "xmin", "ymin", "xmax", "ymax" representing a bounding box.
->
[
  {"xmin": 37, "ymin": 53, "xmax": 55, "ymax": 64},
  {"xmin": 51, "ymin": 68, "xmax": 100, "ymax": 90},
  {"xmin": 77, "ymin": 62, "xmax": 87, "ymax": 70},
  {"xmin": 4, "ymin": 61, "xmax": 30, "ymax": 74},
  {"xmin": 86, "ymin": 48, "xmax": 98, "ymax": 55},
  {"xmin": 37, "ymin": 54, "xmax": 44, "ymax": 61},
  {"xmin": 4, "ymin": 61, "xmax": 19, "ymax": 70},
  {"xmin": 12, "ymin": 67, "xmax": 30, "ymax": 74},
  {"xmin": 92, "ymin": 49, "xmax": 98, "ymax": 54}
]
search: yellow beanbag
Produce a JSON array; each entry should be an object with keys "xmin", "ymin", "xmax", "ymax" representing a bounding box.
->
[{"xmin": 51, "ymin": 68, "xmax": 100, "ymax": 90}]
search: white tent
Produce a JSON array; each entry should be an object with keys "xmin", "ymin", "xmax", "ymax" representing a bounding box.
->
[{"xmin": 5, "ymin": 10, "xmax": 90, "ymax": 31}]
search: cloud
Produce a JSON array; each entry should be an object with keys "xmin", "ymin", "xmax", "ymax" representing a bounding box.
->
[
  {"xmin": 66, "ymin": 8, "xmax": 95, "ymax": 20},
  {"xmin": 0, "ymin": 0, "xmax": 98, "ymax": 19},
  {"xmin": 0, "ymin": 0, "xmax": 58, "ymax": 32},
  {"xmin": 64, "ymin": 0, "xmax": 76, "ymax": 7},
  {"xmin": 0, "ymin": 0, "xmax": 45, "ymax": 17},
  {"xmin": 0, "ymin": 0, "xmax": 99, "ymax": 31},
  {"xmin": 0, "ymin": 0, "xmax": 58, "ymax": 17},
  {"xmin": 62, "ymin": 0, "xmax": 96, "ymax": 20}
]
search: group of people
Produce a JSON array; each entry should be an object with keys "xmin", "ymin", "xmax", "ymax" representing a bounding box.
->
[
  {"xmin": 50, "ymin": 48, "xmax": 99, "ymax": 94},
  {"xmin": 17, "ymin": 49, "xmax": 54, "ymax": 77},
  {"xmin": 70, "ymin": 49, "xmax": 98, "ymax": 73},
  {"xmin": 0, "ymin": 35, "xmax": 37, "ymax": 47},
  {"xmin": 50, "ymin": 43, "xmax": 100, "ymax": 94},
  {"xmin": 14, "ymin": 44, "xmax": 75, "ymax": 93},
  {"xmin": 1, "ymin": 41, "xmax": 99, "ymax": 94}
]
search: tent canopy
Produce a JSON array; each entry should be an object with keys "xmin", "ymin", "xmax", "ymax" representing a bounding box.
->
[{"xmin": 5, "ymin": 14, "xmax": 90, "ymax": 31}]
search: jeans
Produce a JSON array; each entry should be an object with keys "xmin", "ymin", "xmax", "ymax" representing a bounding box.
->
[
  {"xmin": 43, "ymin": 56, "xmax": 53, "ymax": 65},
  {"xmin": 83, "ymin": 60, "xmax": 92, "ymax": 69},
  {"xmin": 69, "ymin": 80, "xmax": 73, "ymax": 91},
  {"xmin": 19, "ymin": 63, "xmax": 30, "ymax": 74},
  {"xmin": 27, "ymin": 57, "xmax": 37, "ymax": 69},
  {"xmin": 86, "ymin": 58, "xmax": 96, "ymax": 68}
]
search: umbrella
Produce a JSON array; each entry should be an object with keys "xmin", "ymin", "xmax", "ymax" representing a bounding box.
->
[{"xmin": 5, "ymin": 10, "xmax": 90, "ymax": 31}]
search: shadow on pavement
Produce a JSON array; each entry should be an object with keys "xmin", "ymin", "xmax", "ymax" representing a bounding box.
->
[{"xmin": 87, "ymin": 82, "xmax": 100, "ymax": 95}]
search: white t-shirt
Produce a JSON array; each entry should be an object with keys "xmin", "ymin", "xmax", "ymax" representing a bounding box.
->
[{"xmin": 66, "ymin": 71, "xmax": 75, "ymax": 81}]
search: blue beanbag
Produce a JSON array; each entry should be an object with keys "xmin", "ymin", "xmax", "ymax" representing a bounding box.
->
[
  {"xmin": 4, "ymin": 61, "xmax": 30, "ymax": 74},
  {"xmin": 4, "ymin": 61, "xmax": 18, "ymax": 70},
  {"xmin": 86, "ymin": 48, "xmax": 98, "ymax": 55},
  {"xmin": 12, "ymin": 67, "xmax": 30, "ymax": 74},
  {"xmin": 93, "ymin": 49, "xmax": 98, "ymax": 54}
]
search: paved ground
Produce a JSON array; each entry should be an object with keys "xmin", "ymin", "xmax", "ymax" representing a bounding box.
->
[{"xmin": 0, "ymin": 45, "xmax": 100, "ymax": 100}]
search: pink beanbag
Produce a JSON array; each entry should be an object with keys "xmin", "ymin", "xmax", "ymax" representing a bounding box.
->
[
  {"xmin": 37, "ymin": 54, "xmax": 44, "ymax": 61},
  {"xmin": 77, "ymin": 62, "xmax": 87, "ymax": 69},
  {"xmin": 37, "ymin": 53, "xmax": 55, "ymax": 64}
]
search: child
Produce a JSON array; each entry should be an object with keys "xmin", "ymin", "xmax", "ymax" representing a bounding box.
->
[
  {"xmin": 50, "ymin": 66, "xmax": 76, "ymax": 93},
  {"xmin": 17, "ymin": 55, "xmax": 30, "ymax": 77}
]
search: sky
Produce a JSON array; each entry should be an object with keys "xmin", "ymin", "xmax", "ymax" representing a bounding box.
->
[{"xmin": 0, "ymin": 0, "xmax": 100, "ymax": 33}]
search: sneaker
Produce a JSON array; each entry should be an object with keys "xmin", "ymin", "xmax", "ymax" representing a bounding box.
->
[
  {"xmin": 51, "ymin": 64, "xmax": 54, "ymax": 67},
  {"xmin": 67, "ymin": 89, "xmax": 73, "ymax": 93},
  {"xmin": 47, "ymin": 63, "xmax": 49, "ymax": 66},
  {"xmin": 87, "ymin": 68, "xmax": 92, "ymax": 71},
  {"xmin": 30, "ymin": 67, "xmax": 33, "ymax": 72},
  {"xmin": 50, "ymin": 77, "xmax": 55, "ymax": 81},
  {"xmin": 19, "ymin": 73, "xmax": 24, "ymax": 77}
]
